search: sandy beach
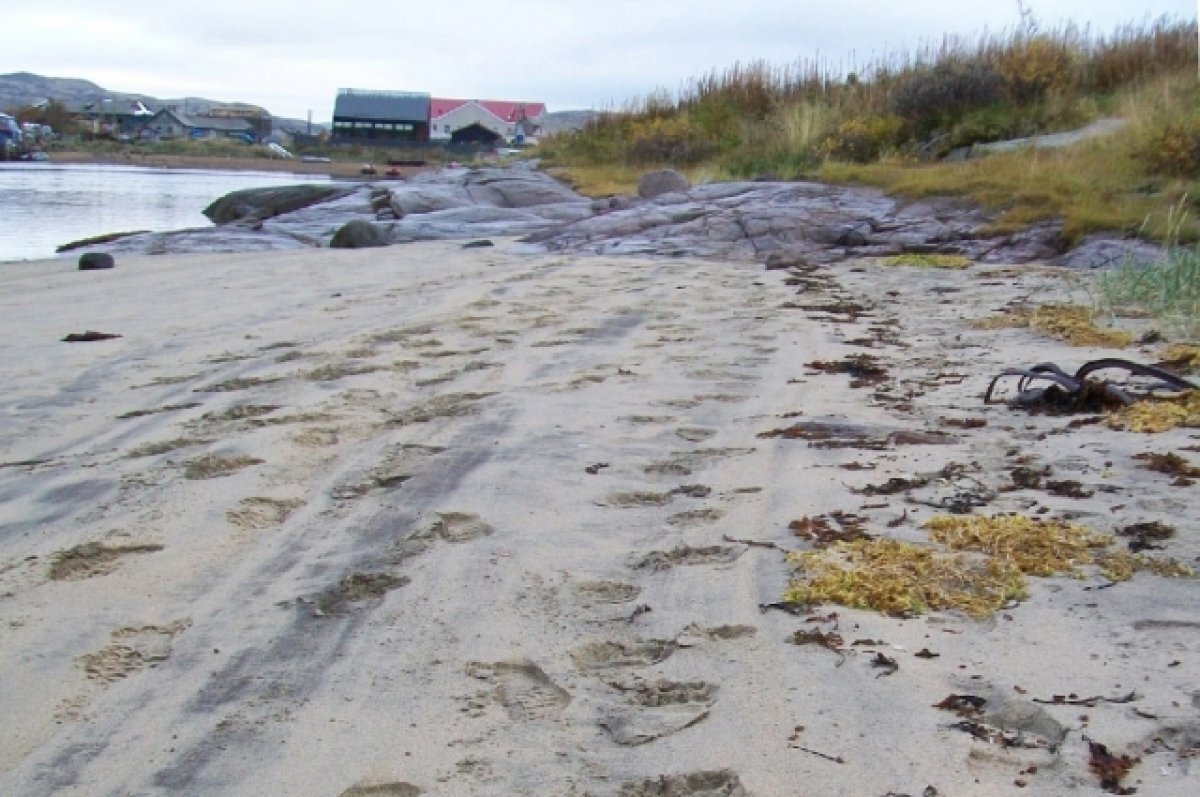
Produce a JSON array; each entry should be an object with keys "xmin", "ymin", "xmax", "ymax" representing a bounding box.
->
[{"xmin": 0, "ymin": 239, "xmax": 1196, "ymax": 795}]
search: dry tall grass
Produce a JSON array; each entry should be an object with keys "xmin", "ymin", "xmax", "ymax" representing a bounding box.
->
[{"xmin": 540, "ymin": 17, "xmax": 1199, "ymax": 243}]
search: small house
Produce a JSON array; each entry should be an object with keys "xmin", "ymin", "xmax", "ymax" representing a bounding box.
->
[
  {"xmin": 144, "ymin": 109, "xmax": 257, "ymax": 143},
  {"xmin": 68, "ymin": 98, "xmax": 156, "ymax": 137},
  {"xmin": 332, "ymin": 89, "xmax": 431, "ymax": 145},
  {"xmin": 430, "ymin": 99, "xmax": 547, "ymax": 145}
]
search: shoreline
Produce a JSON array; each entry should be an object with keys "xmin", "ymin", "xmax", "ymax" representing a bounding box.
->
[{"xmin": 38, "ymin": 150, "xmax": 437, "ymax": 180}]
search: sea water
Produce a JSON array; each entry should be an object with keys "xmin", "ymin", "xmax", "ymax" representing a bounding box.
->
[{"xmin": 0, "ymin": 163, "xmax": 328, "ymax": 262}]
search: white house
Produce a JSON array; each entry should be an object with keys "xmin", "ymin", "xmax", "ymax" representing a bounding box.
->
[{"xmin": 429, "ymin": 99, "xmax": 547, "ymax": 145}]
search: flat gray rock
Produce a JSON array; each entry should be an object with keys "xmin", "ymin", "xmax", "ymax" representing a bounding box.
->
[{"xmin": 71, "ymin": 161, "xmax": 1164, "ymax": 270}]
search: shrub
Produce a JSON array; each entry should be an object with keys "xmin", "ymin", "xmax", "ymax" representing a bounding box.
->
[
  {"xmin": 1136, "ymin": 117, "xmax": 1200, "ymax": 178},
  {"xmin": 890, "ymin": 59, "xmax": 1004, "ymax": 135},
  {"xmin": 997, "ymin": 36, "xmax": 1076, "ymax": 104},
  {"xmin": 823, "ymin": 115, "xmax": 906, "ymax": 162},
  {"xmin": 625, "ymin": 115, "xmax": 717, "ymax": 166}
]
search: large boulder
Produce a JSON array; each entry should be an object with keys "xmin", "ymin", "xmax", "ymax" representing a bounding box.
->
[
  {"xmin": 204, "ymin": 185, "xmax": 352, "ymax": 225},
  {"xmin": 389, "ymin": 185, "xmax": 474, "ymax": 216},
  {"xmin": 638, "ymin": 169, "xmax": 690, "ymax": 199},
  {"xmin": 330, "ymin": 220, "xmax": 391, "ymax": 249},
  {"xmin": 464, "ymin": 170, "xmax": 585, "ymax": 208}
]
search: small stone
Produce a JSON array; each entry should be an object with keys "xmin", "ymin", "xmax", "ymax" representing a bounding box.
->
[
  {"xmin": 637, "ymin": 169, "xmax": 690, "ymax": 199},
  {"xmin": 78, "ymin": 252, "xmax": 115, "ymax": 270}
]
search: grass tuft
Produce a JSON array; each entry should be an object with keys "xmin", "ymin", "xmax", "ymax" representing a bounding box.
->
[
  {"xmin": 879, "ymin": 253, "xmax": 973, "ymax": 269},
  {"xmin": 1099, "ymin": 237, "xmax": 1200, "ymax": 340}
]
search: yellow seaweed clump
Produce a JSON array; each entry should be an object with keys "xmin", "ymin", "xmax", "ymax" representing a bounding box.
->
[
  {"xmin": 927, "ymin": 514, "xmax": 1111, "ymax": 577},
  {"xmin": 879, "ymin": 254, "xmax": 972, "ymax": 269},
  {"xmin": 974, "ymin": 303, "xmax": 1133, "ymax": 348},
  {"xmin": 1106, "ymin": 391, "xmax": 1200, "ymax": 433},
  {"xmin": 784, "ymin": 538, "xmax": 1026, "ymax": 619},
  {"xmin": 928, "ymin": 514, "xmax": 1195, "ymax": 583},
  {"xmin": 1159, "ymin": 343, "xmax": 1200, "ymax": 370},
  {"xmin": 786, "ymin": 515, "xmax": 1193, "ymax": 620}
]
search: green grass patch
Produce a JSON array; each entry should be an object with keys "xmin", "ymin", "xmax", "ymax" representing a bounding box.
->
[
  {"xmin": 879, "ymin": 253, "xmax": 972, "ymax": 269},
  {"xmin": 1099, "ymin": 237, "xmax": 1200, "ymax": 340}
]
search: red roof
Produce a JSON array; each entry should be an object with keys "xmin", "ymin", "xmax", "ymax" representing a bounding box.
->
[{"xmin": 430, "ymin": 98, "xmax": 547, "ymax": 122}]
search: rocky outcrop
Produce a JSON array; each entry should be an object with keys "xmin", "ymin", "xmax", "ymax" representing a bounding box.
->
[
  {"xmin": 203, "ymin": 184, "xmax": 353, "ymax": 224},
  {"xmin": 81, "ymin": 163, "xmax": 1162, "ymax": 269}
]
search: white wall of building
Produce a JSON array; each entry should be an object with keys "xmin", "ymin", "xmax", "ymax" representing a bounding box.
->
[{"xmin": 430, "ymin": 102, "xmax": 517, "ymax": 142}]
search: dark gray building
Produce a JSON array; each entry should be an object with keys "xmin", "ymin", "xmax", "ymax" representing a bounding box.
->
[{"xmin": 332, "ymin": 89, "xmax": 431, "ymax": 144}]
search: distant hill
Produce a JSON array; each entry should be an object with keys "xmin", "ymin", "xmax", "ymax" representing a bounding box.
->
[
  {"xmin": 0, "ymin": 71, "xmax": 322, "ymax": 132},
  {"xmin": 539, "ymin": 110, "xmax": 595, "ymax": 136}
]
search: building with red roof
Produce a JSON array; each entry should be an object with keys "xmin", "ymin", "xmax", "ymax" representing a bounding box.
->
[{"xmin": 430, "ymin": 98, "xmax": 547, "ymax": 145}]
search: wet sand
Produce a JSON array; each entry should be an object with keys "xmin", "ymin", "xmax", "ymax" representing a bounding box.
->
[{"xmin": 0, "ymin": 241, "xmax": 1196, "ymax": 795}]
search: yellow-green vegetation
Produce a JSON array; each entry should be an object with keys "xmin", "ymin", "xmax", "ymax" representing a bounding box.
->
[
  {"xmin": 1099, "ymin": 227, "xmax": 1200, "ymax": 340},
  {"xmin": 540, "ymin": 19, "xmax": 1198, "ymax": 243},
  {"xmin": 1160, "ymin": 342, "xmax": 1200, "ymax": 367},
  {"xmin": 878, "ymin": 253, "xmax": 972, "ymax": 269},
  {"xmin": 1106, "ymin": 391, "xmax": 1200, "ymax": 432},
  {"xmin": 974, "ymin": 303, "xmax": 1134, "ymax": 347},
  {"xmin": 929, "ymin": 514, "xmax": 1193, "ymax": 582},
  {"xmin": 545, "ymin": 164, "xmax": 644, "ymax": 197},
  {"xmin": 784, "ymin": 538, "xmax": 1026, "ymax": 619},
  {"xmin": 928, "ymin": 514, "xmax": 1115, "ymax": 578},
  {"xmin": 786, "ymin": 514, "xmax": 1192, "ymax": 618}
]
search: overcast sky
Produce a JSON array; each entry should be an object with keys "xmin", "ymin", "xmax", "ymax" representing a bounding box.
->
[{"xmin": 3, "ymin": 1, "xmax": 1196, "ymax": 120}]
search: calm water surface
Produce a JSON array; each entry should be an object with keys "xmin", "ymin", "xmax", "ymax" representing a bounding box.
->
[{"xmin": 0, "ymin": 163, "xmax": 329, "ymax": 262}]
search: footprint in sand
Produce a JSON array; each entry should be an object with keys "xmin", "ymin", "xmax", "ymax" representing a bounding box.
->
[
  {"xmin": 387, "ymin": 392, "xmax": 496, "ymax": 426},
  {"xmin": 571, "ymin": 639, "xmax": 677, "ymax": 671},
  {"xmin": 339, "ymin": 783, "xmax": 422, "ymax": 797},
  {"xmin": 675, "ymin": 427, "xmax": 716, "ymax": 443},
  {"xmin": 194, "ymin": 404, "xmax": 281, "ymax": 425},
  {"xmin": 116, "ymin": 402, "xmax": 202, "ymax": 420},
  {"xmin": 622, "ymin": 415, "xmax": 677, "ymax": 425},
  {"xmin": 331, "ymin": 445, "xmax": 446, "ymax": 500},
  {"xmin": 292, "ymin": 428, "xmax": 340, "ymax": 448},
  {"xmin": 630, "ymin": 545, "xmax": 743, "ymax": 572},
  {"xmin": 602, "ymin": 491, "xmax": 675, "ymax": 509},
  {"xmin": 467, "ymin": 659, "xmax": 571, "ymax": 722},
  {"xmin": 573, "ymin": 580, "xmax": 643, "ymax": 607},
  {"xmin": 179, "ymin": 454, "xmax": 265, "ymax": 480},
  {"xmin": 674, "ymin": 624, "xmax": 757, "ymax": 648},
  {"xmin": 127, "ymin": 436, "xmax": 213, "ymax": 458},
  {"xmin": 78, "ymin": 620, "xmax": 191, "ymax": 683},
  {"xmin": 666, "ymin": 509, "xmax": 725, "ymax": 527},
  {"xmin": 414, "ymin": 512, "xmax": 494, "ymax": 544},
  {"xmin": 194, "ymin": 376, "xmax": 282, "ymax": 393},
  {"xmin": 601, "ymin": 679, "xmax": 718, "ymax": 746},
  {"xmin": 643, "ymin": 449, "xmax": 755, "ymax": 477},
  {"xmin": 617, "ymin": 770, "xmax": 747, "ymax": 796},
  {"xmin": 226, "ymin": 497, "xmax": 305, "ymax": 531},
  {"xmin": 303, "ymin": 572, "xmax": 410, "ymax": 618},
  {"xmin": 303, "ymin": 363, "xmax": 384, "ymax": 382},
  {"xmin": 47, "ymin": 541, "xmax": 164, "ymax": 580}
]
